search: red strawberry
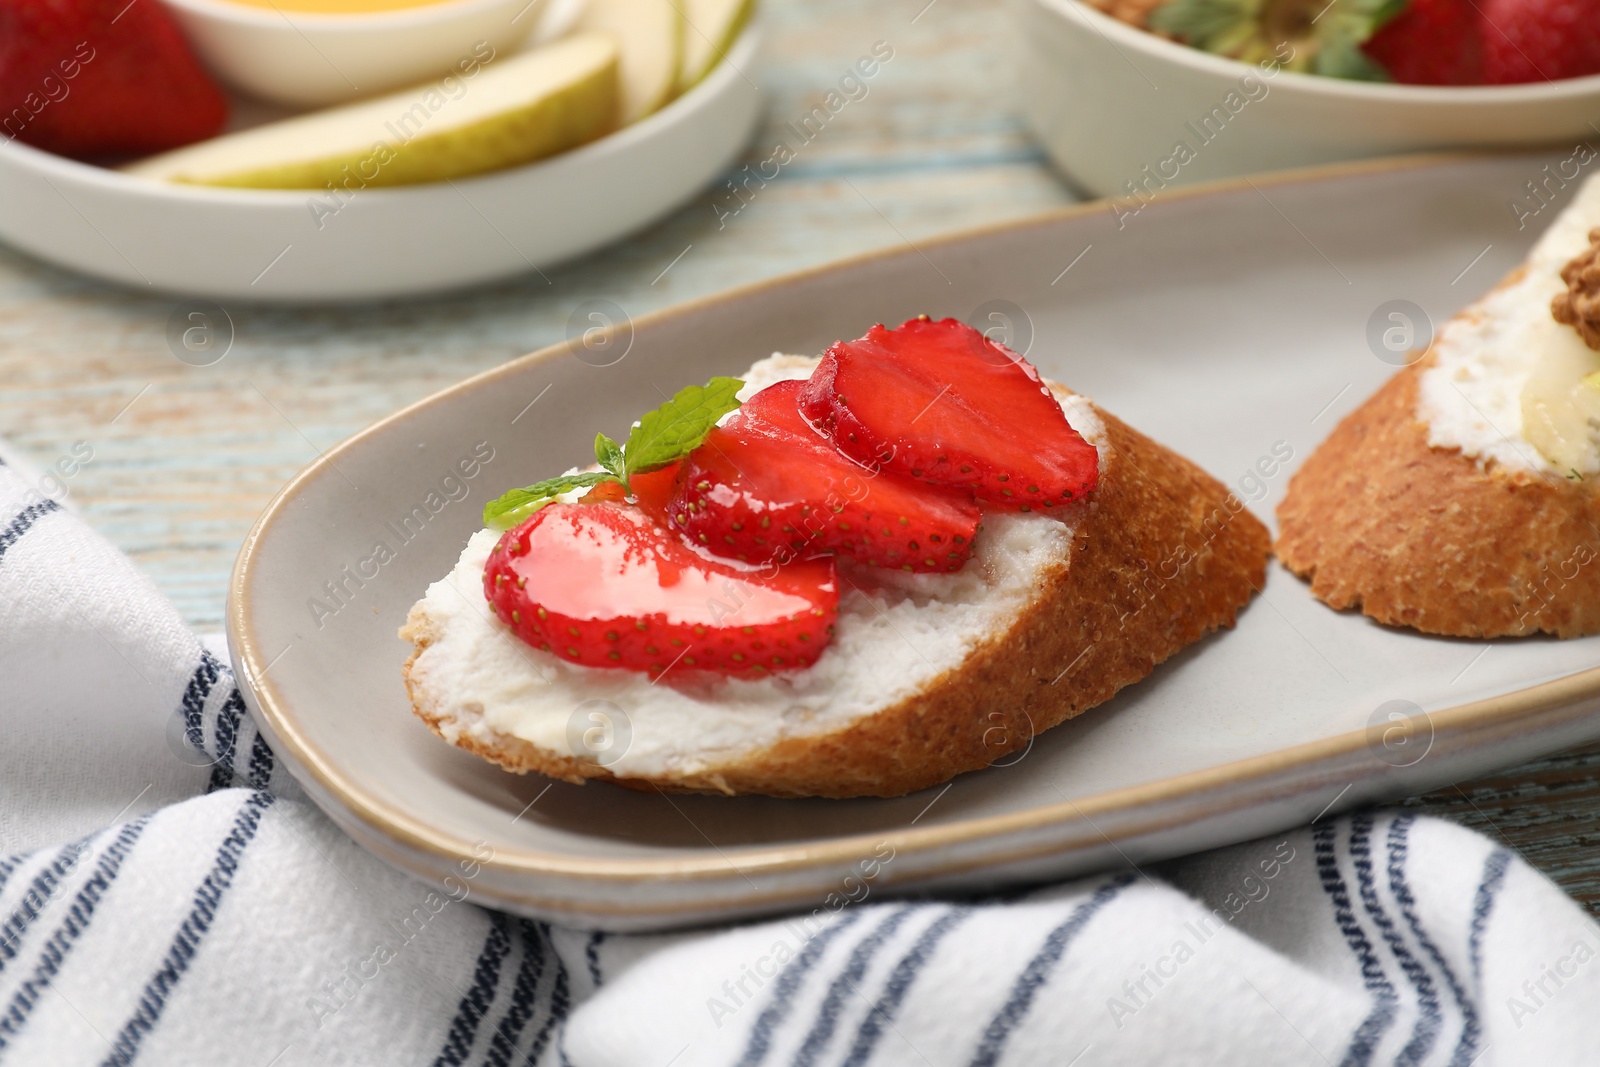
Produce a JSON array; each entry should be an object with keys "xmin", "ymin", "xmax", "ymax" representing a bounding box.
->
[
  {"xmin": 0, "ymin": 0, "xmax": 227, "ymax": 159},
  {"xmin": 574, "ymin": 462, "xmax": 681, "ymax": 517},
  {"xmin": 484, "ymin": 501, "xmax": 838, "ymax": 675},
  {"xmin": 1361, "ymin": 0, "xmax": 1483, "ymax": 84},
  {"xmin": 672, "ymin": 379, "xmax": 981, "ymax": 572},
  {"xmin": 1479, "ymin": 0, "xmax": 1600, "ymax": 83},
  {"xmin": 579, "ymin": 479, "xmax": 629, "ymax": 504},
  {"xmin": 800, "ymin": 317, "xmax": 1099, "ymax": 512},
  {"xmin": 627, "ymin": 461, "xmax": 683, "ymax": 520}
]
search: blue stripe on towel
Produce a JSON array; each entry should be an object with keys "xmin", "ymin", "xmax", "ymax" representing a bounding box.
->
[
  {"xmin": 1468, "ymin": 849, "xmax": 1512, "ymax": 988},
  {"xmin": 244, "ymin": 729, "xmax": 277, "ymax": 792},
  {"xmin": 521, "ymin": 924, "xmax": 570, "ymax": 1067},
  {"xmin": 432, "ymin": 910, "xmax": 514, "ymax": 1066},
  {"xmin": 1350, "ymin": 814, "xmax": 1441, "ymax": 1066},
  {"xmin": 0, "ymin": 500, "xmax": 60, "ymax": 565},
  {"xmin": 0, "ymin": 840, "xmax": 94, "ymax": 973},
  {"xmin": 967, "ymin": 872, "xmax": 1137, "ymax": 1067},
  {"xmin": 585, "ymin": 931, "xmax": 607, "ymax": 989},
  {"xmin": 736, "ymin": 909, "xmax": 867, "ymax": 1067},
  {"xmin": 1386, "ymin": 815, "xmax": 1481, "ymax": 1067},
  {"xmin": 1315, "ymin": 820, "xmax": 1397, "ymax": 1067},
  {"xmin": 99, "ymin": 792, "xmax": 276, "ymax": 1067},
  {"xmin": 793, "ymin": 905, "xmax": 918, "ymax": 1067},
  {"xmin": 484, "ymin": 920, "xmax": 549, "ymax": 1067},
  {"xmin": 180, "ymin": 654, "xmax": 219, "ymax": 756},
  {"xmin": 842, "ymin": 906, "xmax": 973, "ymax": 1067},
  {"xmin": 0, "ymin": 819, "xmax": 150, "ymax": 1047},
  {"xmin": 207, "ymin": 689, "xmax": 247, "ymax": 793}
]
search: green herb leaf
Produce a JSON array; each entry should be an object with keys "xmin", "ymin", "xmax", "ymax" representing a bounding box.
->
[
  {"xmin": 481, "ymin": 377, "xmax": 745, "ymax": 531},
  {"xmin": 594, "ymin": 432, "xmax": 626, "ymax": 481},
  {"xmin": 624, "ymin": 377, "xmax": 744, "ymax": 476},
  {"xmin": 483, "ymin": 471, "xmax": 611, "ymax": 530}
]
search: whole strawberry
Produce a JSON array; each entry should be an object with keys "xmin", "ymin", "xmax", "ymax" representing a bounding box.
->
[
  {"xmin": 0, "ymin": 0, "xmax": 227, "ymax": 158},
  {"xmin": 1479, "ymin": 0, "xmax": 1600, "ymax": 83},
  {"xmin": 1361, "ymin": 0, "xmax": 1483, "ymax": 84}
]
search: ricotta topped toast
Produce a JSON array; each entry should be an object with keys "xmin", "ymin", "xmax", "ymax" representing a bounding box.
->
[
  {"xmin": 403, "ymin": 325, "xmax": 1270, "ymax": 798},
  {"xmin": 1278, "ymin": 175, "xmax": 1600, "ymax": 637}
]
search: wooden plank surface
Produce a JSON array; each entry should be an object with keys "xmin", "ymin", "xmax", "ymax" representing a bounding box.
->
[{"xmin": 2, "ymin": 0, "xmax": 1598, "ymax": 913}]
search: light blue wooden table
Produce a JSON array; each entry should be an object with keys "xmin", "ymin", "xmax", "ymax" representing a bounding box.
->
[
  {"xmin": 0, "ymin": 0, "xmax": 1072, "ymax": 632},
  {"xmin": 3, "ymin": 0, "xmax": 1597, "ymax": 913}
]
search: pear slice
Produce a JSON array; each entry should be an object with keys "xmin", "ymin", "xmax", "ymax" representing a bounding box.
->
[
  {"xmin": 577, "ymin": 0, "xmax": 682, "ymax": 124},
  {"xmin": 676, "ymin": 0, "xmax": 754, "ymax": 93},
  {"xmin": 1519, "ymin": 315, "xmax": 1600, "ymax": 475},
  {"xmin": 123, "ymin": 33, "xmax": 619, "ymax": 190}
]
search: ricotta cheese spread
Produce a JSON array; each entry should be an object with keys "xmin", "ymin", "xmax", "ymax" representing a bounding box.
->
[{"xmin": 1418, "ymin": 174, "xmax": 1600, "ymax": 476}]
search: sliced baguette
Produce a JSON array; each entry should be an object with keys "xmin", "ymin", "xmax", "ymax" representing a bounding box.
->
[
  {"xmin": 401, "ymin": 358, "xmax": 1270, "ymax": 798},
  {"xmin": 1276, "ymin": 353, "xmax": 1600, "ymax": 638},
  {"xmin": 1278, "ymin": 177, "xmax": 1600, "ymax": 640}
]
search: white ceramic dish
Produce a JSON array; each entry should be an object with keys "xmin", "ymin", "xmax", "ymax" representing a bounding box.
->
[
  {"xmin": 1013, "ymin": 0, "xmax": 1600, "ymax": 197},
  {"xmin": 160, "ymin": 0, "xmax": 544, "ymax": 108},
  {"xmin": 0, "ymin": 24, "xmax": 760, "ymax": 303},
  {"xmin": 231, "ymin": 152, "xmax": 1600, "ymax": 932}
]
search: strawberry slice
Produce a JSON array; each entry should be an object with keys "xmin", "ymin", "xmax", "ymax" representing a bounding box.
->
[
  {"xmin": 799, "ymin": 317, "xmax": 1099, "ymax": 511},
  {"xmin": 484, "ymin": 500, "xmax": 837, "ymax": 675},
  {"xmin": 0, "ymin": 0, "xmax": 228, "ymax": 159},
  {"xmin": 627, "ymin": 460, "xmax": 683, "ymax": 520},
  {"xmin": 672, "ymin": 380, "xmax": 981, "ymax": 572}
]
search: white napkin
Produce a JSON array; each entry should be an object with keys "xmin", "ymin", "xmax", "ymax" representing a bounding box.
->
[{"xmin": 3, "ymin": 455, "xmax": 1599, "ymax": 1066}]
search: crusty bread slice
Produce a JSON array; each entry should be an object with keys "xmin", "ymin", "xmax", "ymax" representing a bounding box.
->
[
  {"xmin": 1279, "ymin": 174, "xmax": 1600, "ymax": 640},
  {"xmin": 1276, "ymin": 353, "xmax": 1600, "ymax": 639},
  {"xmin": 401, "ymin": 360, "xmax": 1270, "ymax": 798}
]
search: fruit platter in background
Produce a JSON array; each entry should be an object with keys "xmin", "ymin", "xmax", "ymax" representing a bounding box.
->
[
  {"xmin": 0, "ymin": 0, "xmax": 760, "ymax": 299},
  {"xmin": 0, "ymin": 0, "xmax": 754, "ymax": 188},
  {"xmin": 1092, "ymin": 0, "xmax": 1600, "ymax": 85},
  {"xmin": 1014, "ymin": 0, "xmax": 1600, "ymax": 202}
]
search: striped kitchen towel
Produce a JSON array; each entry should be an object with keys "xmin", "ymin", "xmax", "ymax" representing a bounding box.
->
[{"xmin": 3, "ymin": 454, "xmax": 1600, "ymax": 1066}]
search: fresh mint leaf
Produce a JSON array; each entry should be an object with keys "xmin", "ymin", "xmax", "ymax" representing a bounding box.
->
[
  {"xmin": 624, "ymin": 377, "xmax": 744, "ymax": 476},
  {"xmin": 483, "ymin": 471, "xmax": 611, "ymax": 530},
  {"xmin": 481, "ymin": 377, "xmax": 745, "ymax": 530},
  {"xmin": 594, "ymin": 433, "xmax": 626, "ymax": 481}
]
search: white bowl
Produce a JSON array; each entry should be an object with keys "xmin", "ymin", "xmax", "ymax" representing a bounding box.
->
[
  {"xmin": 0, "ymin": 25, "xmax": 762, "ymax": 302},
  {"xmin": 160, "ymin": 0, "xmax": 545, "ymax": 109},
  {"xmin": 1013, "ymin": 0, "xmax": 1600, "ymax": 197}
]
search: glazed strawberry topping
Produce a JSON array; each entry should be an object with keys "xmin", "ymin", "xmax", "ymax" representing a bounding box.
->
[
  {"xmin": 481, "ymin": 326, "xmax": 1103, "ymax": 676},
  {"xmin": 799, "ymin": 317, "xmax": 1099, "ymax": 511},
  {"xmin": 483, "ymin": 501, "xmax": 838, "ymax": 675},
  {"xmin": 626, "ymin": 461, "xmax": 684, "ymax": 520},
  {"xmin": 671, "ymin": 380, "xmax": 981, "ymax": 572}
]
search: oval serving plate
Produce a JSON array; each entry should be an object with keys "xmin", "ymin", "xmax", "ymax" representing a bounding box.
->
[
  {"xmin": 231, "ymin": 152, "xmax": 1600, "ymax": 931},
  {"xmin": 0, "ymin": 24, "xmax": 760, "ymax": 302}
]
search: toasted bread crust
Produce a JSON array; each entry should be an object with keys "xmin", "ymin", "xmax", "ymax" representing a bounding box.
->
[
  {"xmin": 1276, "ymin": 357, "xmax": 1600, "ymax": 639},
  {"xmin": 403, "ymin": 402, "xmax": 1271, "ymax": 798}
]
